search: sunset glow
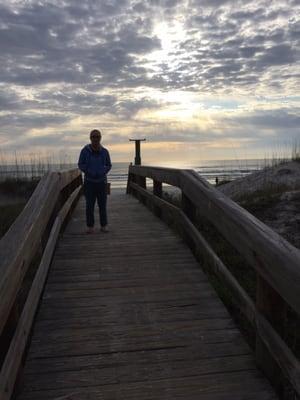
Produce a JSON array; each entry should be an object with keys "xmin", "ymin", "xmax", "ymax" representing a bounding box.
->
[{"xmin": 0, "ymin": 0, "xmax": 299, "ymax": 163}]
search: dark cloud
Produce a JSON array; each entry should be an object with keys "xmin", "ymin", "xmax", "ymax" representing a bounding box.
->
[
  {"xmin": 0, "ymin": 89, "xmax": 21, "ymax": 110},
  {"xmin": 255, "ymin": 44, "xmax": 295, "ymax": 67},
  {"xmin": 115, "ymin": 97, "xmax": 164, "ymax": 118},
  {"xmin": 1, "ymin": 0, "xmax": 298, "ymax": 92},
  {"xmin": 232, "ymin": 109, "xmax": 300, "ymax": 130},
  {"xmin": 0, "ymin": 1, "xmax": 160, "ymax": 88},
  {"xmin": 0, "ymin": 0, "xmax": 299, "ymax": 152},
  {"xmin": 0, "ymin": 113, "xmax": 71, "ymax": 134}
]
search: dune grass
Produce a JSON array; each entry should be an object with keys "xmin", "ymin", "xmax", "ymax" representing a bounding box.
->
[
  {"xmin": 0, "ymin": 178, "xmax": 39, "ymax": 238},
  {"xmin": 0, "ymin": 203, "xmax": 27, "ymax": 239}
]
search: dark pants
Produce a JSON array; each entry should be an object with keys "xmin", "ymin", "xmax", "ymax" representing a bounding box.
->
[{"xmin": 84, "ymin": 180, "xmax": 107, "ymax": 227}]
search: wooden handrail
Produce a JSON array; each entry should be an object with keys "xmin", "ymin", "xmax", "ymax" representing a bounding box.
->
[
  {"xmin": 128, "ymin": 164, "xmax": 300, "ymax": 396},
  {"xmin": 129, "ymin": 165, "xmax": 300, "ymax": 315},
  {"xmin": 0, "ymin": 169, "xmax": 82, "ymax": 399},
  {"xmin": 0, "ymin": 169, "xmax": 82, "ymax": 337},
  {"xmin": 0, "ymin": 183, "xmax": 82, "ymax": 400}
]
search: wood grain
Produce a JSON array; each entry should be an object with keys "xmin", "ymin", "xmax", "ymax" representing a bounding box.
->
[
  {"xmin": 0, "ymin": 186, "xmax": 82, "ymax": 400},
  {"xmin": 129, "ymin": 168, "xmax": 300, "ymax": 397},
  {"xmin": 15, "ymin": 193, "xmax": 276, "ymax": 400}
]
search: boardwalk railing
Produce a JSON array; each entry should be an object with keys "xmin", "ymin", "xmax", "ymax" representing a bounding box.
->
[
  {"xmin": 0, "ymin": 169, "xmax": 82, "ymax": 400},
  {"xmin": 127, "ymin": 164, "xmax": 300, "ymax": 397}
]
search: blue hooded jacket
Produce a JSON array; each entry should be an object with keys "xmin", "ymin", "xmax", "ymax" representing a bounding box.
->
[{"xmin": 78, "ymin": 144, "xmax": 112, "ymax": 183}]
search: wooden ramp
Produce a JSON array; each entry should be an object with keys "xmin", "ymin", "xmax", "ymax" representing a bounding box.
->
[{"xmin": 17, "ymin": 192, "xmax": 277, "ymax": 400}]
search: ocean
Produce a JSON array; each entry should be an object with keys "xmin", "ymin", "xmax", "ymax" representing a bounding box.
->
[{"xmin": 0, "ymin": 159, "xmax": 268, "ymax": 188}]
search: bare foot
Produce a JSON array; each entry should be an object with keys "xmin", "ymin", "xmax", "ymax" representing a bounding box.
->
[
  {"xmin": 86, "ymin": 227, "xmax": 95, "ymax": 234},
  {"xmin": 100, "ymin": 226, "xmax": 109, "ymax": 233}
]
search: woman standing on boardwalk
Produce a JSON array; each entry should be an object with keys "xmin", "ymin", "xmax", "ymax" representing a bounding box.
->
[{"xmin": 78, "ymin": 129, "xmax": 112, "ymax": 234}]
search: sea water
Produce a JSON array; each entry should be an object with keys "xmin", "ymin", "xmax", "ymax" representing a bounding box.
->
[{"xmin": 0, "ymin": 159, "xmax": 269, "ymax": 187}]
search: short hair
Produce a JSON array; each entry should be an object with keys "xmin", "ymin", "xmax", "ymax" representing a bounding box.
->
[{"xmin": 90, "ymin": 129, "xmax": 101, "ymax": 138}]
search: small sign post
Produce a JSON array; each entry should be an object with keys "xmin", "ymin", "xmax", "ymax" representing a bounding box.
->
[{"xmin": 129, "ymin": 138, "xmax": 146, "ymax": 165}]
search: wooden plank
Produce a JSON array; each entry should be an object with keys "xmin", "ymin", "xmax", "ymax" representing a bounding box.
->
[
  {"xmin": 58, "ymin": 169, "xmax": 81, "ymax": 191},
  {"xmin": 0, "ymin": 186, "xmax": 82, "ymax": 400},
  {"xmin": 179, "ymin": 206, "xmax": 300, "ymax": 396},
  {"xmin": 130, "ymin": 166, "xmax": 300, "ymax": 316},
  {"xmin": 180, "ymin": 170, "xmax": 300, "ymax": 315},
  {"xmin": 256, "ymin": 311, "xmax": 300, "ymax": 395},
  {"xmin": 30, "ymin": 317, "xmax": 236, "ymax": 346},
  {"xmin": 22, "ymin": 355, "xmax": 258, "ymax": 392},
  {"xmin": 0, "ymin": 170, "xmax": 82, "ymax": 337},
  {"xmin": 23, "ymin": 340, "xmax": 251, "ymax": 374},
  {"xmin": 129, "ymin": 165, "xmax": 183, "ymax": 187},
  {"xmin": 26, "ymin": 328, "xmax": 244, "ymax": 359},
  {"xmin": 15, "ymin": 192, "xmax": 276, "ymax": 400},
  {"xmin": 153, "ymin": 180, "xmax": 162, "ymax": 197},
  {"xmin": 0, "ymin": 173, "xmax": 60, "ymax": 337},
  {"xmin": 130, "ymin": 179, "xmax": 300, "ymax": 397},
  {"xmin": 177, "ymin": 207, "xmax": 256, "ymax": 326},
  {"xmin": 18, "ymin": 370, "xmax": 276, "ymax": 400}
]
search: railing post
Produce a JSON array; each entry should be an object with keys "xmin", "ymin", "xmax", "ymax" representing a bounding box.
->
[
  {"xmin": 137, "ymin": 175, "xmax": 146, "ymax": 189},
  {"xmin": 181, "ymin": 192, "xmax": 196, "ymax": 222},
  {"xmin": 153, "ymin": 180, "xmax": 162, "ymax": 197},
  {"xmin": 153, "ymin": 180, "xmax": 162, "ymax": 217},
  {"xmin": 136, "ymin": 176, "xmax": 146, "ymax": 203},
  {"xmin": 256, "ymin": 275, "xmax": 286, "ymax": 394},
  {"xmin": 181, "ymin": 192, "xmax": 197, "ymax": 252},
  {"xmin": 126, "ymin": 165, "xmax": 133, "ymax": 195}
]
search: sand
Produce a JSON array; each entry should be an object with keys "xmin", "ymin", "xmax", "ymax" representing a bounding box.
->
[
  {"xmin": 217, "ymin": 161, "xmax": 300, "ymax": 248},
  {"xmin": 217, "ymin": 161, "xmax": 300, "ymax": 201}
]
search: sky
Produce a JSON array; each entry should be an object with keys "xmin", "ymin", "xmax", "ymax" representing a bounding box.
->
[{"xmin": 0, "ymin": 0, "xmax": 299, "ymax": 164}]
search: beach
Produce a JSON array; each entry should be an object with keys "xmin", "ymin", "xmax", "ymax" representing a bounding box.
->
[
  {"xmin": 217, "ymin": 161, "xmax": 300, "ymax": 249},
  {"xmin": 1, "ymin": 159, "xmax": 299, "ymax": 247}
]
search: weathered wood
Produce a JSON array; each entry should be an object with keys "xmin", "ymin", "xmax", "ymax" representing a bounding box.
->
[
  {"xmin": 129, "ymin": 165, "xmax": 183, "ymax": 187},
  {"xmin": 178, "ymin": 208, "xmax": 256, "ymax": 326},
  {"xmin": 0, "ymin": 186, "xmax": 82, "ymax": 400},
  {"xmin": 181, "ymin": 192, "xmax": 196, "ymax": 222},
  {"xmin": 24, "ymin": 340, "xmax": 250, "ymax": 374},
  {"xmin": 58, "ymin": 169, "xmax": 82, "ymax": 191},
  {"xmin": 256, "ymin": 276, "xmax": 287, "ymax": 393},
  {"xmin": 0, "ymin": 173, "xmax": 59, "ymax": 337},
  {"xmin": 180, "ymin": 170, "xmax": 300, "ymax": 316},
  {"xmin": 15, "ymin": 193, "xmax": 275, "ymax": 400},
  {"xmin": 130, "ymin": 166, "xmax": 300, "ymax": 317},
  {"xmin": 22, "ymin": 355, "xmax": 258, "ymax": 392},
  {"xmin": 255, "ymin": 311, "xmax": 300, "ymax": 395},
  {"xmin": 129, "ymin": 179, "xmax": 300, "ymax": 397},
  {"xmin": 137, "ymin": 175, "xmax": 146, "ymax": 189},
  {"xmin": 130, "ymin": 182, "xmax": 180, "ymax": 216},
  {"xmin": 18, "ymin": 370, "xmax": 275, "ymax": 400},
  {"xmin": 153, "ymin": 180, "xmax": 162, "ymax": 197},
  {"xmin": 180, "ymin": 206, "xmax": 300, "ymax": 396},
  {"xmin": 126, "ymin": 167, "xmax": 133, "ymax": 194},
  {"xmin": 0, "ymin": 170, "xmax": 82, "ymax": 338}
]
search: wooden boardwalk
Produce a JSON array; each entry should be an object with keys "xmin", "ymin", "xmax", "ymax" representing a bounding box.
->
[{"xmin": 17, "ymin": 192, "xmax": 277, "ymax": 400}]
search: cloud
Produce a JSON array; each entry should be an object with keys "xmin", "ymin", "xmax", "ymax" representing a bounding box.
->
[
  {"xmin": 229, "ymin": 109, "xmax": 300, "ymax": 130},
  {"xmin": 0, "ymin": 0, "xmax": 299, "ymax": 157},
  {"xmin": 0, "ymin": 112, "xmax": 71, "ymax": 137}
]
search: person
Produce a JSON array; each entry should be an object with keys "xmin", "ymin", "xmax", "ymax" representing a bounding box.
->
[{"xmin": 78, "ymin": 129, "xmax": 112, "ymax": 234}]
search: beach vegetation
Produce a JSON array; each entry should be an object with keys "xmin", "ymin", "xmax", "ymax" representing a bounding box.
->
[
  {"xmin": 291, "ymin": 140, "xmax": 300, "ymax": 162},
  {"xmin": 0, "ymin": 178, "xmax": 39, "ymax": 198},
  {"xmin": 237, "ymin": 184, "xmax": 289, "ymax": 209},
  {"xmin": 0, "ymin": 203, "xmax": 26, "ymax": 239},
  {"xmin": 0, "ymin": 178, "xmax": 39, "ymax": 238},
  {"xmin": 215, "ymin": 178, "xmax": 232, "ymax": 186}
]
